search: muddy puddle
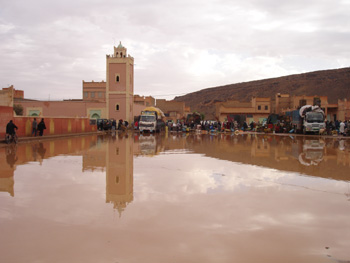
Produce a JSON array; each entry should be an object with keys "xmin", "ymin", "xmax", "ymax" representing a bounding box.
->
[{"xmin": 1, "ymin": 133, "xmax": 350, "ymax": 263}]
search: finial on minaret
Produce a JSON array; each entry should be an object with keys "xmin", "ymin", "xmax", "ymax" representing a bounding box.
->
[{"xmin": 117, "ymin": 41, "xmax": 124, "ymax": 48}]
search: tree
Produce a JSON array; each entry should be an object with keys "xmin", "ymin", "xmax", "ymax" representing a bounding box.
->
[{"xmin": 13, "ymin": 104, "xmax": 23, "ymax": 116}]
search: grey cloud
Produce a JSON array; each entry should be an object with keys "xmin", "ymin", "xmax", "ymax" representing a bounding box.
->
[{"xmin": 1, "ymin": 0, "xmax": 349, "ymax": 100}]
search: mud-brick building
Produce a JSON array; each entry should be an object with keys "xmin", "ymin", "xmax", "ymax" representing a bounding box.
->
[
  {"xmin": 133, "ymin": 95, "xmax": 156, "ymax": 119},
  {"xmin": 337, "ymin": 99, "xmax": 350, "ymax": 121},
  {"xmin": 156, "ymin": 99, "xmax": 190, "ymax": 122},
  {"xmin": 216, "ymin": 97, "xmax": 271, "ymax": 123},
  {"xmin": 82, "ymin": 80, "xmax": 106, "ymax": 103},
  {"xmin": 10, "ymin": 43, "xmax": 135, "ymax": 123},
  {"xmin": 275, "ymin": 94, "xmax": 338, "ymax": 121}
]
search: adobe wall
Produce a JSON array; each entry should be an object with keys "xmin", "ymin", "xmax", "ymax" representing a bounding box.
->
[
  {"xmin": 2, "ymin": 117, "xmax": 97, "ymax": 138},
  {"xmin": 0, "ymin": 86, "xmax": 14, "ymax": 107},
  {"xmin": 134, "ymin": 103, "xmax": 146, "ymax": 120},
  {"xmin": 0, "ymin": 106, "xmax": 14, "ymax": 138},
  {"xmin": 17, "ymin": 100, "xmax": 107, "ymax": 118},
  {"xmin": 156, "ymin": 99, "xmax": 185, "ymax": 114},
  {"xmin": 338, "ymin": 99, "xmax": 350, "ymax": 121},
  {"xmin": 82, "ymin": 81, "xmax": 106, "ymax": 102}
]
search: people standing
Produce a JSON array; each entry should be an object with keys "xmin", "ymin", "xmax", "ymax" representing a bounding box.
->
[
  {"xmin": 32, "ymin": 118, "xmax": 38, "ymax": 136},
  {"xmin": 339, "ymin": 121, "xmax": 345, "ymax": 136},
  {"xmin": 37, "ymin": 118, "xmax": 46, "ymax": 136},
  {"xmin": 112, "ymin": 119, "xmax": 116, "ymax": 131}
]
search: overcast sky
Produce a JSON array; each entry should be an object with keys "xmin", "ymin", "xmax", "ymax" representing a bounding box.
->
[{"xmin": 1, "ymin": 0, "xmax": 349, "ymax": 101}]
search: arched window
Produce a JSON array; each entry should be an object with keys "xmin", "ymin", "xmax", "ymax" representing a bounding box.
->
[
  {"xmin": 91, "ymin": 113, "xmax": 100, "ymax": 119},
  {"xmin": 116, "ymin": 75, "xmax": 120, "ymax": 82},
  {"xmin": 116, "ymin": 104, "xmax": 119, "ymax": 111}
]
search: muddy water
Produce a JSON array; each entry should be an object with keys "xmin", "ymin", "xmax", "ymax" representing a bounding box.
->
[{"xmin": 0, "ymin": 133, "xmax": 349, "ymax": 263}]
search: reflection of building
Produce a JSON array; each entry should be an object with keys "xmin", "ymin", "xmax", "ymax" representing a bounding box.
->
[
  {"xmin": 0, "ymin": 146, "xmax": 17, "ymax": 196},
  {"xmin": 106, "ymin": 136, "xmax": 133, "ymax": 216},
  {"xmin": 183, "ymin": 134, "xmax": 349, "ymax": 181},
  {"xmin": 251, "ymin": 137, "xmax": 270, "ymax": 157},
  {"xmin": 0, "ymin": 152, "xmax": 15, "ymax": 196},
  {"xmin": 0, "ymin": 135, "xmax": 134, "ymax": 214},
  {"xmin": 82, "ymin": 136, "xmax": 107, "ymax": 172}
]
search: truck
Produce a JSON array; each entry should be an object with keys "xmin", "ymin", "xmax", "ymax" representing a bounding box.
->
[
  {"xmin": 299, "ymin": 105, "xmax": 325, "ymax": 134},
  {"xmin": 138, "ymin": 107, "xmax": 165, "ymax": 133}
]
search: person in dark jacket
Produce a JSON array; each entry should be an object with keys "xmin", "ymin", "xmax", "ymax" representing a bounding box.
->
[
  {"xmin": 37, "ymin": 118, "xmax": 46, "ymax": 136},
  {"xmin": 6, "ymin": 120, "xmax": 18, "ymax": 137}
]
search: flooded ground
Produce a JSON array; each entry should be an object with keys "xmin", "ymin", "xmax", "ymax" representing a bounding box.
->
[{"xmin": 1, "ymin": 133, "xmax": 350, "ymax": 263}]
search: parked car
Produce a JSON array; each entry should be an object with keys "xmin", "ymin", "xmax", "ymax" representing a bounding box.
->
[{"xmin": 97, "ymin": 119, "xmax": 112, "ymax": 131}]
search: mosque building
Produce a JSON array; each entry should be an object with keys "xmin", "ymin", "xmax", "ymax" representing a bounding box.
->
[{"xmin": 8, "ymin": 42, "xmax": 136, "ymax": 124}]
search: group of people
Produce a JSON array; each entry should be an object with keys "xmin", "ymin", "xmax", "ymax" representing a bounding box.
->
[
  {"xmin": 31, "ymin": 118, "xmax": 46, "ymax": 136},
  {"xmin": 164, "ymin": 118, "xmax": 350, "ymax": 136},
  {"xmin": 98, "ymin": 119, "xmax": 129, "ymax": 132},
  {"xmin": 325, "ymin": 120, "xmax": 348, "ymax": 136},
  {"xmin": 166, "ymin": 120, "xmax": 252, "ymax": 133},
  {"xmin": 5, "ymin": 118, "xmax": 46, "ymax": 140}
]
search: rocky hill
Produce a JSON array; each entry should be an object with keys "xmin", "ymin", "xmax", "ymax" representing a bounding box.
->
[{"xmin": 174, "ymin": 67, "xmax": 350, "ymax": 119}]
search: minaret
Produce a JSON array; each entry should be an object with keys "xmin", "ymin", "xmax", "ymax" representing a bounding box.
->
[{"xmin": 106, "ymin": 42, "xmax": 134, "ymax": 123}]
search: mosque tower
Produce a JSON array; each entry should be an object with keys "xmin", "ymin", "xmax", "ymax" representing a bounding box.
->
[{"xmin": 106, "ymin": 42, "xmax": 134, "ymax": 123}]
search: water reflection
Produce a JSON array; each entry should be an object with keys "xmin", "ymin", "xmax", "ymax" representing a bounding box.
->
[
  {"xmin": 298, "ymin": 139, "xmax": 325, "ymax": 166},
  {"xmin": 6, "ymin": 145, "xmax": 18, "ymax": 168},
  {"xmin": 1, "ymin": 133, "xmax": 350, "ymax": 263},
  {"xmin": 0, "ymin": 135, "xmax": 134, "ymax": 215},
  {"xmin": 1, "ymin": 134, "xmax": 350, "ymax": 199},
  {"xmin": 132, "ymin": 133, "xmax": 350, "ymax": 181}
]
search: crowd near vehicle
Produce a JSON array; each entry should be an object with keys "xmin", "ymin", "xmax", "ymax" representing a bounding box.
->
[
  {"xmin": 284, "ymin": 105, "xmax": 325, "ymax": 134},
  {"xmin": 299, "ymin": 105, "xmax": 326, "ymax": 134},
  {"xmin": 91, "ymin": 103, "xmax": 339, "ymax": 136},
  {"xmin": 97, "ymin": 119, "xmax": 112, "ymax": 130},
  {"xmin": 138, "ymin": 107, "xmax": 165, "ymax": 133}
]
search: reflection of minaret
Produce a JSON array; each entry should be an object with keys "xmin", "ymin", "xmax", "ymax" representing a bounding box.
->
[{"xmin": 106, "ymin": 136, "xmax": 133, "ymax": 216}]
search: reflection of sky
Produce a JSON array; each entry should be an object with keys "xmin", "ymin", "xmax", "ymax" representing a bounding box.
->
[
  {"xmin": 133, "ymin": 152, "xmax": 350, "ymax": 262},
  {"xmin": 135, "ymin": 153, "xmax": 349, "ymax": 199},
  {"xmin": 3, "ymin": 156, "xmax": 108, "ymax": 225}
]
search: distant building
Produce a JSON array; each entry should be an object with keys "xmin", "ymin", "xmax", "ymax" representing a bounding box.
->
[
  {"xmin": 275, "ymin": 94, "xmax": 338, "ymax": 121},
  {"xmin": 82, "ymin": 80, "xmax": 106, "ymax": 103},
  {"xmin": 6, "ymin": 43, "xmax": 136, "ymax": 123},
  {"xmin": 5, "ymin": 43, "xmax": 175, "ymax": 123},
  {"xmin": 133, "ymin": 95, "xmax": 156, "ymax": 120},
  {"xmin": 337, "ymin": 99, "xmax": 350, "ymax": 121},
  {"xmin": 216, "ymin": 97, "xmax": 271, "ymax": 123},
  {"xmin": 156, "ymin": 99, "xmax": 190, "ymax": 122}
]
